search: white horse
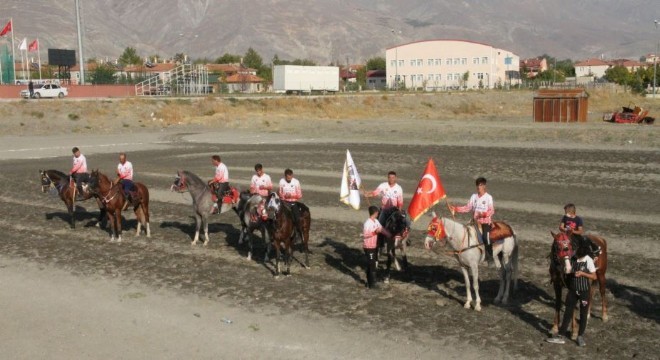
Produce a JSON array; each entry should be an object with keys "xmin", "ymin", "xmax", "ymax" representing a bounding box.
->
[{"xmin": 424, "ymin": 213, "xmax": 519, "ymax": 310}]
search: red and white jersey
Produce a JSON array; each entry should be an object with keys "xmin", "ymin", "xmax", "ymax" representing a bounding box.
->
[
  {"xmin": 370, "ymin": 182, "xmax": 404, "ymax": 209},
  {"xmin": 363, "ymin": 218, "xmax": 382, "ymax": 249},
  {"xmin": 117, "ymin": 161, "xmax": 133, "ymax": 180},
  {"xmin": 278, "ymin": 178, "xmax": 302, "ymax": 202},
  {"xmin": 71, "ymin": 154, "xmax": 87, "ymax": 174},
  {"xmin": 455, "ymin": 192, "xmax": 494, "ymax": 224},
  {"xmin": 250, "ymin": 174, "xmax": 272, "ymax": 196},
  {"xmin": 213, "ymin": 163, "xmax": 229, "ymax": 183}
]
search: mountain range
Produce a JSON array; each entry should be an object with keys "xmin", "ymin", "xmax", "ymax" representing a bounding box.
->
[{"xmin": 1, "ymin": 0, "xmax": 659, "ymax": 64}]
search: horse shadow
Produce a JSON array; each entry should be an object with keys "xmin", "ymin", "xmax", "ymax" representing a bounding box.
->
[
  {"xmin": 159, "ymin": 218, "xmax": 239, "ymax": 244},
  {"xmin": 45, "ymin": 207, "xmax": 104, "ymax": 228},
  {"xmin": 607, "ymin": 278, "xmax": 660, "ymax": 324},
  {"xmin": 318, "ymin": 237, "xmax": 366, "ymax": 286}
]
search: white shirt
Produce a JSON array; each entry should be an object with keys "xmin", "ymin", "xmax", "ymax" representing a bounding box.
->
[
  {"xmin": 577, "ymin": 255, "xmax": 596, "ymax": 273},
  {"xmin": 251, "ymin": 174, "xmax": 272, "ymax": 196},
  {"xmin": 117, "ymin": 161, "xmax": 133, "ymax": 180},
  {"xmin": 213, "ymin": 163, "xmax": 229, "ymax": 182},
  {"xmin": 278, "ymin": 178, "xmax": 302, "ymax": 201}
]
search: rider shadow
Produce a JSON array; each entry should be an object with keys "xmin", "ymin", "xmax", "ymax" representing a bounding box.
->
[
  {"xmin": 608, "ymin": 278, "xmax": 660, "ymax": 324},
  {"xmin": 318, "ymin": 237, "xmax": 366, "ymax": 286}
]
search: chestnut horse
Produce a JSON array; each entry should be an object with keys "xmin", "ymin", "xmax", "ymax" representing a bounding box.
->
[
  {"xmin": 549, "ymin": 232, "xmax": 608, "ymax": 338},
  {"xmin": 88, "ymin": 170, "xmax": 151, "ymax": 242},
  {"xmin": 39, "ymin": 169, "xmax": 105, "ymax": 229},
  {"xmin": 265, "ymin": 192, "xmax": 311, "ymax": 276}
]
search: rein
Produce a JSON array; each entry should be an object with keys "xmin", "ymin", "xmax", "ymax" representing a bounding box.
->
[{"xmin": 434, "ymin": 218, "xmax": 482, "ymax": 256}]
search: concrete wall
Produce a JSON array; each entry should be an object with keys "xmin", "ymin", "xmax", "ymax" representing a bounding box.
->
[{"xmin": 0, "ymin": 85, "xmax": 136, "ymax": 98}]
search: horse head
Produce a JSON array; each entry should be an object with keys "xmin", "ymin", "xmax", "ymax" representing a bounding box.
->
[
  {"xmin": 170, "ymin": 171, "xmax": 188, "ymax": 193},
  {"xmin": 87, "ymin": 169, "xmax": 101, "ymax": 195},
  {"xmin": 551, "ymin": 231, "xmax": 573, "ymax": 274},
  {"xmin": 385, "ymin": 209, "xmax": 409, "ymax": 244},
  {"xmin": 265, "ymin": 192, "xmax": 281, "ymax": 220},
  {"xmin": 39, "ymin": 169, "xmax": 52, "ymax": 193},
  {"xmin": 424, "ymin": 212, "xmax": 446, "ymax": 250}
]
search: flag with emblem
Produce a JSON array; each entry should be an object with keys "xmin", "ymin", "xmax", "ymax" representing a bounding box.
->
[
  {"xmin": 339, "ymin": 149, "xmax": 362, "ymax": 210},
  {"xmin": 408, "ymin": 158, "xmax": 446, "ymax": 222},
  {"xmin": 0, "ymin": 20, "xmax": 11, "ymax": 37}
]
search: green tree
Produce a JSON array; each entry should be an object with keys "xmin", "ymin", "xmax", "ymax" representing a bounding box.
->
[
  {"xmin": 118, "ymin": 47, "xmax": 141, "ymax": 66},
  {"xmin": 604, "ymin": 65, "xmax": 632, "ymax": 85},
  {"xmin": 90, "ymin": 63, "xmax": 117, "ymax": 84},
  {"xmin": 461, "ymin": 71, "xmax": 470, "ymax": 88},
  {"xmin": 555, "ymin": 59, "xmax": 575, "ymax": 77},
  {"xmin": 173, "ymin": 53, "xmax": 186, "ymax": 63},
  {"xmin": 356, "ymin": 66, "xmax": 367, "ymax": 89},
  {"xmin": 215, "ymin": 53, "xmax": 241, "ymax": 64},
  {"xmin": 366, "ymin": 57, "xmax": 386, "ymax": 70},
  {"xmin": 243, "ymin": 47, "xmax": 263, "ymax": 69}
]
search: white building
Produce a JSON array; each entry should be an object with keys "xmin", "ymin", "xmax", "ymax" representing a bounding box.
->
[
  {"xmin": 385, "ymin": 39, "xmax": 520, "ymax": 90},
  {"xmin": 574, "ymin": 58, "xmax": 610, "ymax": 79}
]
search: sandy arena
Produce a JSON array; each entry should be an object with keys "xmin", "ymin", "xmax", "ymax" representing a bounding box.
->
[{"xmin": 0, "ymin": 95, "xmax": 658, "ymax": 359}]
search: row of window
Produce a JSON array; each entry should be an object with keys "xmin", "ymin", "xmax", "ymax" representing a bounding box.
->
[
  {"xmin": 390, "ymin": 57, "xmax": 490, "ymax": 67},
  {"xmin": 395, "ymin": 73, "xmax": 487, "ymax": 82}
]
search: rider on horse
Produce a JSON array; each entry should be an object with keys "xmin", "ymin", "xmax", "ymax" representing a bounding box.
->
[
  {"xmin": 365, "ymin": 171, "xmax": 411, "ymax": 239},
  {"xmin": 207, "ymin": 155, "xmax": 229, "ymax": 214},
  {"xmin": 116, "ymin": 152, "xmax": 138, "ymax": 209},
  {"xmin": 69, "ymin": 146, "xmax": 89, "ymax": 199},
  {"xmin": 250, "ymin": 163, "xmax": 272, "ymax": 220},
  {"xmin": 559, "ymin": 203, "xmax": 601, "ymax": 261},
  {"xmin": 450, "ymin": 177, "xmax": 495, "ymax": 260},
  {"xmin": 278, "ymin": 168, "xmax": 304, "ymax": 238}
]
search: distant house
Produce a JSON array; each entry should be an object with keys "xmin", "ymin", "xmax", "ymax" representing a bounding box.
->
[
  {"xmin": 207, "ymin": 64, "xmax": 257, "ymax": 77},
  {"xmin": 366, "ymin": 69, "xmax": 387, "ymax": 90},
  {"xmin": 339, "ymin": 64, "xmax": 363, "ymax": 83},
  {"xmin": 123, "ymin": 63, "xmax": 176, "ymax": 82},
  {"xmin": 519, "ymin": 57, "xmax": 548, "ymax": 78},
  {"xmin": 609, "ymin": 59, "xmax": 647, "ymax": 72},
  {"xmin": 643, "ymin": 53, "xmax": 659, "ymax": 64},
  {"xmin": 574, "ymin": 58, "xmax": 610, "ymax": 79},
  {"xmin": 224, "ymin": 72, "xmax": 265, "ymax": 93}
]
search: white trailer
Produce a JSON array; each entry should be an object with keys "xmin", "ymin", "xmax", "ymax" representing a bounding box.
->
[{"xmin": 273, "ymin": 65, "xmax": 339, "ymax": 93}]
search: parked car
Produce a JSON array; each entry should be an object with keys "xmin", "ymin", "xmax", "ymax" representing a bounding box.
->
[{"xmin": 20, "ymin": 83, "xmax": 68, "ymax": 99}]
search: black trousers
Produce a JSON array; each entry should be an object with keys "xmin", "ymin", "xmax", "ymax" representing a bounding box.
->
[
  {"xmin": 213, "ymin": 182, "xmax": 230, "ymax": 197},
  {"xmin": 71, "ymin": 173, "xmax": 90, "ymax": 190},
  {"xmin": 364, "ymin": 248, "xmax": 378, "ymax": 288},
  {"xmin": 559, "ymin": 289, "xmax": 590, "ymax": 336}
]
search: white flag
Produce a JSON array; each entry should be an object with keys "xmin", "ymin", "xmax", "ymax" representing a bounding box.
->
[
  {"xmin": 18, "ymin": 38, "xmax": 27, "ymax": 51},
  {"xmin": 340, "ymin": 149, "xmax": 362, "ymax": 210}
]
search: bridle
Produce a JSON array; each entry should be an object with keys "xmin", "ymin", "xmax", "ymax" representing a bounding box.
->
[
  {"xmin": 427, "ymin": 217, "xmax": 479, "ymax": 255},
  {"xmin": 90, "ymin": 172, "xmax": 119, "ymax": 204},
  {"xmin": 41, "ymin": 171, "xmax": 54, "ymax": 193},
  {"xmin": 172, "ymin": 174, "xmax": 188, "ymax": 193}
]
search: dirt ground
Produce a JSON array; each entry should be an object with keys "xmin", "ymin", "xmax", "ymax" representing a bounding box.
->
[{"xmin": 0, "ymin": 94, "xmax": 658, "ymax": 359}]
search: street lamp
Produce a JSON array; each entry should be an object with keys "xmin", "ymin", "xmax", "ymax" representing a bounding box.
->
[
  {"xmin": 75, "ymin": 0, "xmax": 85, "ymax": 85},
  {"xmin": 391, "ymin": 29, "xmax": 401, "ymax": 90},
  {"xmin": 653, "ymin": 19, "xmax": 658, "ymax": 98}
]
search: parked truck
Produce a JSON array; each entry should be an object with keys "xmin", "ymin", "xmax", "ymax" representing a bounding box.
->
[{"xmin": 273, "ymin": 65, "xmax": 339, "ymax": 94}]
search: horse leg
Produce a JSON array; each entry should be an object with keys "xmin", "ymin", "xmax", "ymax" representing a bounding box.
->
[
  {"xmin": 263, "ymin": 226, "xmax": 271, "ymax": 263},
  {"xmin": 203, "ymin": 215, "xmax": 210, "ymax": 246},
  {"xmin": 96, "ymin": 198, "xmax": 105, "ymax": 228},
  {"xmin": 302, "ymin": 222, "xmax": 310, "ymax": 269},
  {"xmin": 274, "ymin": 241, "xmax": 281, "ymax": 277},
  {"xmin": 142, "ymin": 197, "xmax": 151, "ymax": 238},
  {"xmin": 66, "ymin": 199, "xmax": 76, "ymax": 229},
  {"xmin": 471, "ymin": 264, "xmax": 482, "ymax": 311},
  {"xmin": 107, "ymin": 212, "xmax": 116, "ymax": 242},
  {"xmin": 116, "ymin": 209, "xmax": 123, "ymax": 242},
  {"xmin": 135, "ymin": 207, "xmax": 143, "ymax": 237},
  {"xmin": 400, "ymin": 242, "xmax": 409, "ymax": 273},
  {"xmin": 192, "ymin": 214, "xmax": 201, "ymax": 245},
  {"xmin": 461, "ymin": 266, "xmax": 473, "ymax": 309},
  {"xmin": 286, "ymin": 242, "xmax": 292, "ymax": 275},
  {"xmin": 550, "ymin": 272, "xmax": 562, "ymax": 334},
  {"xmin": 246, "ymin": 230, "xmax": 253, "ymax": 261},
  {"xmin": 384, "ymin": 238, "xmax": 394, "ymax": 282},
  {"xmin": 598, "ymin": 271, "xmax": 608, "ymax": 322}
]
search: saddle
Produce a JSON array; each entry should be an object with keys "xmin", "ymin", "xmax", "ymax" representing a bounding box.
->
[{"xmin": 489, "ymin": 221, "xmax": 514, "ymax": 242}]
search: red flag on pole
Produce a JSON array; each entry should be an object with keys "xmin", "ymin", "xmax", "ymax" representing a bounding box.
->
[
  {"xmin": 28, "ymin": 39, "xmax": 38, "ymax": 52},
  {"xmin": 407, "ymin": 158, "xmax": 446, "ymax": 222},
  {"xmin": 0, "ymin": 20, "xmax": 11, "ymax": 36}
]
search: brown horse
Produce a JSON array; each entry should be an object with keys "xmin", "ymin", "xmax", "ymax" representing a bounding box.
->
[
  {"xmin": 88, "ymin": 170, "xmax": 151, "ymax": 241},
  {"xmin": 39, "ymin": 169, "xmax": 105, "ymax": 229},
  {"xmin": 549, "ymin": 232, "xmax": 608, "ymax": 338}
]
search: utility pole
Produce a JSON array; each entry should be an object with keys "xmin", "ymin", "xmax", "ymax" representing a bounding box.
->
[
  {"xmin": 391, "ymin": 29, "xmax": 401, "ymax": 90},
  {"xmin": 75, "ymin": 0, "xmax": 85, "ymax": 84}
]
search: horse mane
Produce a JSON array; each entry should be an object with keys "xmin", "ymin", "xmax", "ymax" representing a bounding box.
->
[
  {"xmin": 181, "ymin": 170, "xmax": 206, "ymax": 188},
  {"xmin": 44, "ymin": 169, "xmax": 69, "ymax": 185}
]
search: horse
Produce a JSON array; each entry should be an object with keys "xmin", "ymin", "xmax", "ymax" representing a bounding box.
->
[
  {"xmin": 264, "ymin": 192, "xmax": 311, "ymax": 276},
  {"xmin": 424, "ymin": 214, "xmax": 519, "ymax": 310},
  {"xmin": 39, "ymin": 169, "xmax": 105, "ymax": 229},
  {"xmin": 88, "ymin": 170, "xmax": 151, "ymax": 241},
  {"xmin": 235, "ymin": 190, "xmax": 270, "ymax": 261},
  {"xmin": 549, "ymin": 231, "xmax": 608, "ymax": 338},
  {"xmin": 377, "ymin": 208, "xmax": 410, "ymax": 281},
  {"xmin": 170, "ymin": 170, "xmax": 217, "ymax": 246}
]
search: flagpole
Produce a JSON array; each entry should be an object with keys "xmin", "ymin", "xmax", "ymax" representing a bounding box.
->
[
  {"xmin": 10, "ymin": 18, "xmax": 15, "ymax": 84},
  {"xmin": 37, "ymin": 38, "xmax": 42, "ymax": 80}
]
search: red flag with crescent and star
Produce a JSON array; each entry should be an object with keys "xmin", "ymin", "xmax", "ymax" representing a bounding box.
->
[
  {"xmin": 407, "ymin": 158, "xmax": 446, "ymax": 222},
  {"xmin": 0, "ymin": 20, "xmax": 11, "ymax": 37}
]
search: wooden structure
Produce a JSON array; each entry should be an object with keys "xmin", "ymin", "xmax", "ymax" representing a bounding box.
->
[{"xmin": 533, "ymin": 89, "xmax": 589, "ymax": 122}]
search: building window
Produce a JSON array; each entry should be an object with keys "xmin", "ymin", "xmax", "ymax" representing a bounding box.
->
[
  {"xmin": 473, "ymin": 57, "xmax": 479, "ymax": 64},
  {"xmin": 436, "ymin": 74, "xmax": 441, "ymax": 81},
  {"xmin": 417, "ymin": 59, "xmax": 423, "ymax": 66},
  {"xmin": 399, "ymin": 60, "xmax": 404, "ymax": 67},
  {"xmin": 446, "ymin": 58, "xmax": 451, "ymax": 65},
  {"xmin": 428, "ymin": 59, "xmax": 433, "ymax": 66},
  {"xmin": 477, "ymin": 73, "xmax": 484, "ymax": 80},
  {"xmin": 453, "ymin": 58, "xmax": 460, "ymax": 65},
  {"xmin": 454, "ymin": 73, "xmax": 461, "ymax": 81},
  {"xmin": 482, "ymin": 57, "xmax": 489, "ymax": 64},
  {"xmin": 461, "ymin": 58, "xmax": 467, "ymax": 65},
  {"xmin": 447, "ymin": 74, "xmax": 453, "ymax": 81},
  {"xmin": 418, "ymin": 74, "xmax": 423, "ymax": 81},
  {"xmin": 410, "ymin": 60, "xmax": 416, "ymax": 67},
  {"xmin": 436, "ymin": 59, "xmax": 441, "ymax": 66},
  {"xmin": 428, "ymin": 74, "xmax": 434, "ymax": 80},
  {"xmin": 391, "ymin": 60, "xmax": 396, "ymax": 67}
]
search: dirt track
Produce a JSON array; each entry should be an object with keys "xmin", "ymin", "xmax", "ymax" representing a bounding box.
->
[{"xmin": 1, "ymin": 119, "xmax": 659, "ymax": 359}]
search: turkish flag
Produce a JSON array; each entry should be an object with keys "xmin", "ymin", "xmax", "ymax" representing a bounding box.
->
[
  {"xmin": 0, "ymin": 20, "xmax": 11, "ymax": 37},
  {"xmin": 407, "ymin": 158, "xmax": 446, "ymax": 222},
  {"xmin": 28, "ymin": 39, "xmax": 38, "ymax": 52}
]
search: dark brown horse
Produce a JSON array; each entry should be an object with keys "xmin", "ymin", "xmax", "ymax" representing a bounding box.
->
[
  {"xmin": 549, "ymin": 232, "xmax": 608, "ymax": 338},
  {"xmin": 39, "ymin": 169, "xmax": 105, "ymax": 229},
  {"xmin": 264, "ymin": 192, "xmax": 311, "ymax": 276},
  {"xmin": 88, "ymin": 170, "xmax": 151, "ymax": 241}
]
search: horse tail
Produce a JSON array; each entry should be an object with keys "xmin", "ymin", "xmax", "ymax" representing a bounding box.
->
[{"xmin": 511, "ymin": 233, "xmax": 520, "ymax": 292}]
